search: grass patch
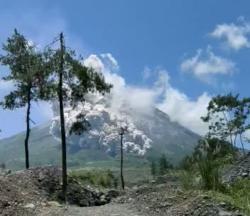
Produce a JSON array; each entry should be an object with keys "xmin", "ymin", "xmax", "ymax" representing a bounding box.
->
[
  {"xmin": 179, "ymin": 170, "xmax": 198, "ymax": 190},
  {"xmin": 70, "ymin": 166, "xmax": 152, "ymax": 187},
  {"xmin": 69, "ymin": 169, "xmax": 118, "ymax": 188},
  {"xmin": 208, "ymin": 179, "xmax": 250, "ymax": 215}
]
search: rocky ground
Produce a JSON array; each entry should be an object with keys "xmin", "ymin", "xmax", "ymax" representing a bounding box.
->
[
  {"xmin": 37, "ymin": 180, "xmax": 245, "ymax": 216},
  {"xmin": 0, "ymin": 155, "xmax": 249, "ymax": 216},
  {"xmin": 38, "ymin": 203, "xmax": 142, "ymax": 216},
  {"xmin": 116, "ymin": 183, "xmax": 244, "ymax": 216},
  {"xmin": 223, "ymin": 152, "xmax": 250, "ymax": 184}
]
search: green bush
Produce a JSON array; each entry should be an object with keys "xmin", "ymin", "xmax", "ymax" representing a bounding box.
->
[
  {"xmin": 69, "ymin": 169, "xmax": 117, "ymax": 188},
  {"xmin": 198, "ymin": 158, "xmax": 224, "ymax": 191},
  {"xmin": 179, "ymin": 156, "xmax": 194, "ymax": 171},
  {"xmin": 180, "ymin": 138, "xmax": 235, "ymax": 191},
  {"xmin": 227, "ymin": 179, "xmax": 250, "ymax": 214},
  {"xmin": 180, "ymin": 170, "xmax": 197, "ymax": 190},
  {"xmin": 210, "ymin": 179, "xmax": 250, "ymax": 215},
  {"xmin": 159, "ymin": 154, "xmax": 173, "ymax": 175},
  {"xmin": 150, "ymin": 160, "xmax": 157, "ymax": 177}
]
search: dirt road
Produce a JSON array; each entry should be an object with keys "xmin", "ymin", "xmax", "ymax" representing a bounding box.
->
[{"xmin": 39, "ymin": 203, "xmax": 144, "ymax": 216}]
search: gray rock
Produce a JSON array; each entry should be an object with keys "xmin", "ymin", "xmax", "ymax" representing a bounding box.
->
[
  {"xmin": 24, "ymin": 203, "xmax": 35, "ymax": 209},
  {"xmin": 241, "ymin": 172, "xmax": 248, "ymax": 177}
]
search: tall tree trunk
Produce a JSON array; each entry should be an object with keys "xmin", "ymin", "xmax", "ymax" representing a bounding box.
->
[
  {"xmin": 58, "ymin": 32, "xmax": 67, "ymax": 201},
  {"xmin": 222, "ymin": 111, "xmax": 234, "ymax": 149},
  {"xmin": 24, "ymin": 86, "xmax": 31, "ymax": 169},
  {"xmin": 229, "ymin": 131, "xmax": 234, "ymax": 148},
  {"xmin": 120, "ymin": 133, "xmax": 125, "ymax": 190},
  {"xmin": 233, "ymin": 134, "xmax": 237, "ymax": 147},
  {"xmin": 240, "ymin": 133, "xmax": 246, "ymax": 155}
]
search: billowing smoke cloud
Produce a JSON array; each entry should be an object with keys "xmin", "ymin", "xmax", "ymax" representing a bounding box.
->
[
  {"xmin": 158, "ymin": 90, "xmax": 210, "ymax": 135},
  {"xmin": 83, "ymin": 53, "xmax": 210, "ymax": 135},
  {"xmin": 83, "ymin": 54, "xmax": 158, "ymax": 115},
  {"xmin": 50, "ymin": 53, "xmax": 211, "ymax": 156}
]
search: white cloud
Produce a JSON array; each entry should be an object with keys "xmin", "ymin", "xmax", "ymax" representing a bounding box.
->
[
  {"xmin": 100, "ymin": 53, "xmax": 119, "ymax": 70},
  {"xmin": 154, "ymin": 69, "xmax": 170, "ymax": 94},
  {"xmin": 158, "ymin": 89, "xmax": 210, "ymax": 135},
  {"xmin": 181, "ymin": 48, "xmax": 236, "ymax": 83},
  {"xmin": 211, "ymin": 18, "xmax": 250, "ymax": 50},
  {"xmin": 83, "ymin": 54, "xmax": 105, "ymax": 73},
  {"xmin": 0, "ymin": 77, "xmax": 15, "ymax": 101},
  {"xmin": 84, "ymin": 54, "xmax": 210, "ymax": 135},
  {"xmin": 0, "ymin": 80, "xmax": 14, "ymax": 92}
]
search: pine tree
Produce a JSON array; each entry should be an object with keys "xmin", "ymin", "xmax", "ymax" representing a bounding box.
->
[
  {"xmin": 0, "ymin": 30, "xmax": 48, "ymax": 169},
  {"xmin": 151, "ymin": 160, "xmax": 157, "ymax": 177},
  {"xmin": 201, "ymin": 93, "xmax": 250, "ymax": 154},
  {"xmin": 43, "ymin": 32, "xmax": 112, "ymax": 200},
  {"xmin": 159, "ymin": 154, "xmax": 172, "ymax": 175}
]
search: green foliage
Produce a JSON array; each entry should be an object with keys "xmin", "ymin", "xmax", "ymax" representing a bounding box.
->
[
  {"xmin": 159, "ymin": 154, "xmax": 173, "ymax": 175},
  {"xmin": 69, "ymin": 169, "xmax": 117, "ymax": 188},
  {"xmin": 0, "ymin": 163, "xmax": 6, "ymax": 169},
  {"xmin": 195, "ymin": 140, "xmax": 225, "ymax": 191},
  {"xmin": 180, "ymin": 170, "xmax": 197, "ymax": 190},
  {"xmin": 210, "ymin": 179, "xmax": 250, "ymax": 215},
  {"xmin": 180, "ymin": 138, "xmax": 235, "ymax": 191},
  {"xmin": 179, "ymin": 155, "xmax": 194, "ymax": 171},
  {"xmin": 195, "ymin": 138, "xmax": 235, "ymax": 161},
  {"xmin": 0, "ymin": 30, "xmax": 50, "ymax": 108},
  {"xmin": 0, "ymin": 29, "xmax": 51, "ymax": 169},
  {"xmin": 180, "ymin": 138, "xmax": 235, "ymax": 171},
  {"xmin": 196, "ymin": 139, "xmax": 234, "ymax": 191},
  {"xmin": 201, "ymin": 93, "xmax": 250, "ymax": 152},
  {"xmin": 149, "ymin": 155, "xmax": 173, "ymax": 176},
  {"xmin": 69, "ymin": 113, "xmax": 91, "ymax": 135},
  {"xmin": 150, "ymin": 160, "xmax": 157, "ymax": 177},
  {"xmin": 43, "ymin": 40, "xmax": 112, "ymax": 135},
  {"xmin": 198, "ymin": 158, "xmax": 224, "ymax": 191}
]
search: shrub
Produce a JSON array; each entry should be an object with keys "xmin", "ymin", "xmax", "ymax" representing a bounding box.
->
[
  {"xmin": 228, "ymin": 179, "xmax": 250, "ymax": 214},
  {"xmin": 70, "ymin": 169, "xmax": 117, "ymax": 188},
  {"xmin": 180, "ymin": 170, "xmax": 197, "ymax": 190},
  {"xmin": 159, "ymin": 154, "xmax": 173, "ymax": 175},
  {"xmin": 179, "ymin": 156, "xmax": 194, "ymax": 171},
  {"xmin": 198, "ymin": 158, "xmax": 224, "ymax": 191},
  {"xmin": 182, "ymin": 138, "xmax": 235, "ymax": 191},
  {"xmin": 210, "ymin": 179, "xmax": 250, "ymax": 215},
  {"xmin": 150, "ymin": 160, "xmax": 157, "ymax": 177},
  {"xmin": 0, "ymin": 163, "xmax": 6, "ymax": 169}
]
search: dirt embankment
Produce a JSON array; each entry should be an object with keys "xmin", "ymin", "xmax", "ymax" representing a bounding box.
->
[
  {"xmin": 115, "ymin": 180, "xmax": 245, "ymax": 216},
  {"xmin": 0, "ymin": 167, "xmax": 118, "ymax": 216}
]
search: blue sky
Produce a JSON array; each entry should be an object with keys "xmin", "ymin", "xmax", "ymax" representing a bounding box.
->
[{"xmin": 1, "ymin": 0, "xmax": 250, "ymax": 143}]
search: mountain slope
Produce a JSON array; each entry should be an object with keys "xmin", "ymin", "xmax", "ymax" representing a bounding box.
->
[{"xmin": 0, "ymin": 102, "xmax": 199, "ymax": 170}]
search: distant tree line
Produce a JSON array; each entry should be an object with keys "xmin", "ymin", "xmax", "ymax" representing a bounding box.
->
[{"xmin": 150, "ymin": 154, "xmax": 173, "ymax": 177}]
